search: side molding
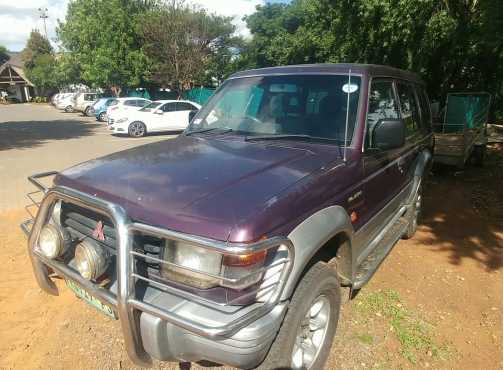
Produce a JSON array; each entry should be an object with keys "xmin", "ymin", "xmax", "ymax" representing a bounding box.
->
[{"xmin": 282, "ymin": 205, "xmax": 354, "ymax": 300}]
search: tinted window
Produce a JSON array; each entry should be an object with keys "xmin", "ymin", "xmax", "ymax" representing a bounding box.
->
[
  {"xmin": 176, "ymin": 102, "xmax": 196, "ymax": 111},
  {"xmin": 162, "ymin": 103, "xmax": 177, "ymax": 112},
  {"xmin": 396, "ymin": 82, "xmax": 421, "ymax": 137},
  {"xmin": 124, "ymin": 100, "xmax": 137, "ymax": 107},
  {"xmin": 366, "ymin": 79, "xmax": 399, "ymax": 148}
]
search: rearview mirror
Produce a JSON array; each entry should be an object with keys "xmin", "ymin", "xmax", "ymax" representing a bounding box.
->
[{"xmin": 373, "ymin": 119, "xmax": 405, "ymax": 150}]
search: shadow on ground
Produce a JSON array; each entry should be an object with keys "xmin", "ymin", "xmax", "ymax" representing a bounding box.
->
[
  {"xmin": 420, "ymin": 143, "xmax": 503, "ymax": 271},
  {"xmin": 0, "ymin": 120, "xmax": 100, "ymax": 151}
]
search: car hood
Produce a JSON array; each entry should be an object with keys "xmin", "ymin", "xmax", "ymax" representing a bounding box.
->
[{"xmin": 55, "ymin": 135, "xmax": 342, "ymax": 241}]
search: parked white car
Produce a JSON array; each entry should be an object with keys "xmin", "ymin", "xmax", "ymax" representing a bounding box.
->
[
  {"xmin": 73, "ymin": 92, "xmax": 100, "ymax": 115},
  {"xmin": 109, "ymin": 100, "xmax": 201, "ymax": 137},
  {"xmin": 106, "ymin": 97, "xmax": 151, "ymax": 125},
  {"xmin": 55, "ymin": 93, "xmax": 78, "ymax": 112}
]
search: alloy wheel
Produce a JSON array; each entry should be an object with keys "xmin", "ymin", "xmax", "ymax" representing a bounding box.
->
[
  {"xmin": 129, "ymin": 122, "xmax": 145, "ymax": 137},
  {"xmin": 291, "ymin": 295, "xmax": 331, "ymax": 369}
]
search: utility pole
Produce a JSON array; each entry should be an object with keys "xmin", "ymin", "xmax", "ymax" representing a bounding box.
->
[{"xmin": 38, "ymin": 8, "xmax": 48, "ymax": 39}]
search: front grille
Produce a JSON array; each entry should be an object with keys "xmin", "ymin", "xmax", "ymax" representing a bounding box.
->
[{"xmin": 60, "ymin": 201, "xmax": 117, "ymax": 252}]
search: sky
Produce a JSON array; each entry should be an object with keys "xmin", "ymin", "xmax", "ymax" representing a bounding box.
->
[{"xmin": 0, "ymin": 0, "xmax": 288, "ymax": 52}]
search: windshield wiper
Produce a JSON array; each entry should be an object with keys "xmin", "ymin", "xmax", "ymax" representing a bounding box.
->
[
  {"xmin": 245, "ymin": 134, "xmax": 340, "ymax": 143},
  {"xmin": 185, "ymin": 127, "xmax": 233, "ymax": 136}
]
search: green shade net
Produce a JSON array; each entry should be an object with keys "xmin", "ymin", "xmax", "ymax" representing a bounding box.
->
[
  {"xmin": 443, "ymin": 93, "xmax": 491, "ymax": 133},
  {"xmin": 182, "ymin": 87, "xmax": 215, "ymax": 105}
]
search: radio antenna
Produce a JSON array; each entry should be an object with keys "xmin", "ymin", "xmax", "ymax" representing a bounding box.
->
[{"xmin": 343, "ymin": 69, "xmax": 352, "ymax": 162}]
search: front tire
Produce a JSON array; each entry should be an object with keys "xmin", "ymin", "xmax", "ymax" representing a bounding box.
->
[
  {"xmin": 98, "ymin": 112, "xmax": 106, "ymax": 122},
  {"xmin": 257, "ymin": 262, "xmax": 340, "ymax": 370},
  {"xmin": 64, "ymin": 105, "xmax": 74, "ymax": 113},
  {"xmin": 128, "ymin": 121, "xmax": 147, "ymax": 138},
  {"xmin": 84, "ymin": 106, "xmax": 92, "ymax": 116}
]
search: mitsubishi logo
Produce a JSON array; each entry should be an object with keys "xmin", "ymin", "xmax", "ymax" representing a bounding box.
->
[{"xmin": 92, "ymin": 221, "xmax": 106, "ymax": 241}]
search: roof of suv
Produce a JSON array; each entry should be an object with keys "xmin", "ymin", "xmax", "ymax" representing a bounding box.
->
[{"xmin": 229, "ymin": 63, "xmax": 423, "ymax": 84}]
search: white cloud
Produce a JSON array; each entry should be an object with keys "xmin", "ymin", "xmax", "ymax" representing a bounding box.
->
[
  {"xmin": 0, "ymin": 0, "xmax": 69, "ymax": 51},
  {"xmin": 0, "ymin": 0, "xmax": 263, "ymax": 52}
]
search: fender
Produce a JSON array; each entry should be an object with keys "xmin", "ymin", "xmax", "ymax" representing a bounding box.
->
[{"xmin": 282, "ymin": 205, "xmax": 354, "ymax": 300}]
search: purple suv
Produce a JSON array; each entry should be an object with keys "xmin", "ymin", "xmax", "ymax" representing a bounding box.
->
[{"xmin": 22, "ymin": 64, "xmax": 433, "ymax": 370}]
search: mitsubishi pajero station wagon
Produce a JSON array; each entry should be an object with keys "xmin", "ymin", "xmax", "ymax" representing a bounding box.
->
[{"xmin": 22, "ymin": 64, "xmax": 433, "ymax": 370}]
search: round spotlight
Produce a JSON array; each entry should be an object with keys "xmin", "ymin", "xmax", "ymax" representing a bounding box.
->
[
  {"xmin": 74, "ymin": 240, "xmax": 108, "ymax": 281},
  {"xmin": 38, "ymin": 224, "xmax": 68, "ymax": 259}
]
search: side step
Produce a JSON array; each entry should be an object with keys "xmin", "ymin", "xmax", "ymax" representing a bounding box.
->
[{"xmin": 353, "ymin": 217, "xmax": 409, "ymax": 290}]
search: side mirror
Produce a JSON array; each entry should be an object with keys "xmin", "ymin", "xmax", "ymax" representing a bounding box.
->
[
  {"xmin": 154, "ymin": 109, "xmax": 164, "ymax": 115},
  {"xmin": 188, "ymin": 109, "xmax": 199, "ymax": 123},
  {"xmin": 373, "ymin": 119, "xmax": 405, "ymax": 150}
]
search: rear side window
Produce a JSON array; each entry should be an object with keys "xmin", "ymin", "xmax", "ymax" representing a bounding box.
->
[
  {"xmin": 396, "ymin": 82, "xmax": 421, "ymax": 138},
  {"xmin": 176, "ymin": 102, "xmax": 196, "ymax": 111},
  {"xmin": 124, "ymin": 100, "xmax": 137, "ymax": 107},
  {"xmin": 162, "ymin": 103, "xmax": 177, "ymax": 112},
  {"xmin": 366, "ymin": 79, "xmax": 400, "ymax": 149}
]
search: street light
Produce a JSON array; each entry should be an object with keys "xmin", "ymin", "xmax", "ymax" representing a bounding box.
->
[{"xmin": 38, "ymin": 8, "xmax": 49, "ymax": 39}]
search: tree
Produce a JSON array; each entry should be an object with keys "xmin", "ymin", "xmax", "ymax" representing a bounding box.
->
[
  {"xmin": 243, "ymin": 0, "xmax": 503, "ymax": 117},
  {"xmin": 0, "ymin": 45, "xmax": 9, "ymax": 65},
  {"xmin": 57, "ymin": 0, "xmax": 152, "ymax": 96},
  {"xmin": 140, "ymin": 0, "xmax": 236, "ymax": 95},
  {"xmin": 21, "ymin": 30, "xmax": 53, "ymax": 69},
  {"xmin": 26, "ymin": 54, "xmax": 58, "ymax": 93}
]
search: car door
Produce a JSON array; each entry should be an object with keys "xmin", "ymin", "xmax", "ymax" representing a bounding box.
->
[
  {"xmin": 357, "ymin": 78, "xmax": 406, "ymax": 252},
  {"xmin": 173, "ymin": 102, "xmax": 196, "ymax": 129}
]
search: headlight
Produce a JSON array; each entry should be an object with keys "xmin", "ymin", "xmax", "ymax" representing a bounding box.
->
[
  {"xmin": 161, "ymin": 240, "xmax": 267, "ymax": 290},
  {"xmin": 38, "ymin": 224, "xmax": 69, "ymax": 259},
  {"xmin": 116, "ymin": 117, "xmax": 128, "ymax": 123},
  {"xmin": 74, "ymin": 240, "xmax": 109, "ymax": 281},
  {"xmin": 161, "ymin": 241, "xmax": 222, "ymax": 289}
]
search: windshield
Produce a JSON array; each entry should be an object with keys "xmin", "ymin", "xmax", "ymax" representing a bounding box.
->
[
  {"xmin": 186, "ymin": 74, "xmax": 361, "ymax": 143},
  {"xmin": 140, "ymin": 102, "xmax": 162, "ymax": 112}
]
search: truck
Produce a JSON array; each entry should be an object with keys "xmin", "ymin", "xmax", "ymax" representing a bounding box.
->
[{"xmin": 22, "ymin": 63, "xmax": 433, "ymax": 370}]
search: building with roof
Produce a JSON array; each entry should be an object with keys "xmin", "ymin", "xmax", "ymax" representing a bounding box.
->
[{"xmin": 0, "ymin": 52, "xmax": 34, "ymax": 102}]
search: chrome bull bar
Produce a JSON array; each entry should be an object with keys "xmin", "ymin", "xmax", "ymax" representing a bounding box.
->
[{"xmin": 22, "ymin": 173, "xmax": 294, "ymax": 367}]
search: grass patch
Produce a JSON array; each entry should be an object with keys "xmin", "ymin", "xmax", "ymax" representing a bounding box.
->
[
  {"xmin": 356, "ymin": 332, "xmax": 374, "ymax": 345},
  {"xmin": 356, "ymin": 289, "xmax": 450, "ymax": 364}
]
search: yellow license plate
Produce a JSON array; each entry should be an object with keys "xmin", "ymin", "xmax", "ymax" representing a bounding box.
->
[{"xmin": 65, "ymin": 279, "xmax": 117, "ymax": 320}]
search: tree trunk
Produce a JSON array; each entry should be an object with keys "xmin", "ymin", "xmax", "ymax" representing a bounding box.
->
[{"xmin": 111, "ymin": 85, "xmax": 122, "ymax": 97}]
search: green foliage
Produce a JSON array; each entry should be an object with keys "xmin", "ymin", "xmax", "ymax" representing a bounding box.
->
[
  {"xmin": 243, "ymin": 0, "xmax": 503, "ymax": 117},
  {"xmin": 57, "ymin": 0, "xmax": 152, "ymax": 95},
  {"xmin": 26, "ymin": 54, "xmax": 58, "ymax": 91},
  {"xmin": 33, "ymin": 96, "xmax": 48, "ymax": 103},
  {"xmin": 0, "ymin": 45, "xmax": 9, "ymax": 65},
  {"xmin": 21, "ymin": 30, "xmax": 53, "ymax": 70},
  {"xmin": 140, "ymin": 0, "xmax": 237, "ymax": 94}
]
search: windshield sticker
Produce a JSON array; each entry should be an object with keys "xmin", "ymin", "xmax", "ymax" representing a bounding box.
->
[{"xmin": 342, "ymin": 83, "xmax": 359, "ymax": 94}]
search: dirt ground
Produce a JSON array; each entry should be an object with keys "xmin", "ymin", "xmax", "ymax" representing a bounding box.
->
[{"xmin": 0, "ymin": 141, "xmax": 502, "ymax": 369}]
